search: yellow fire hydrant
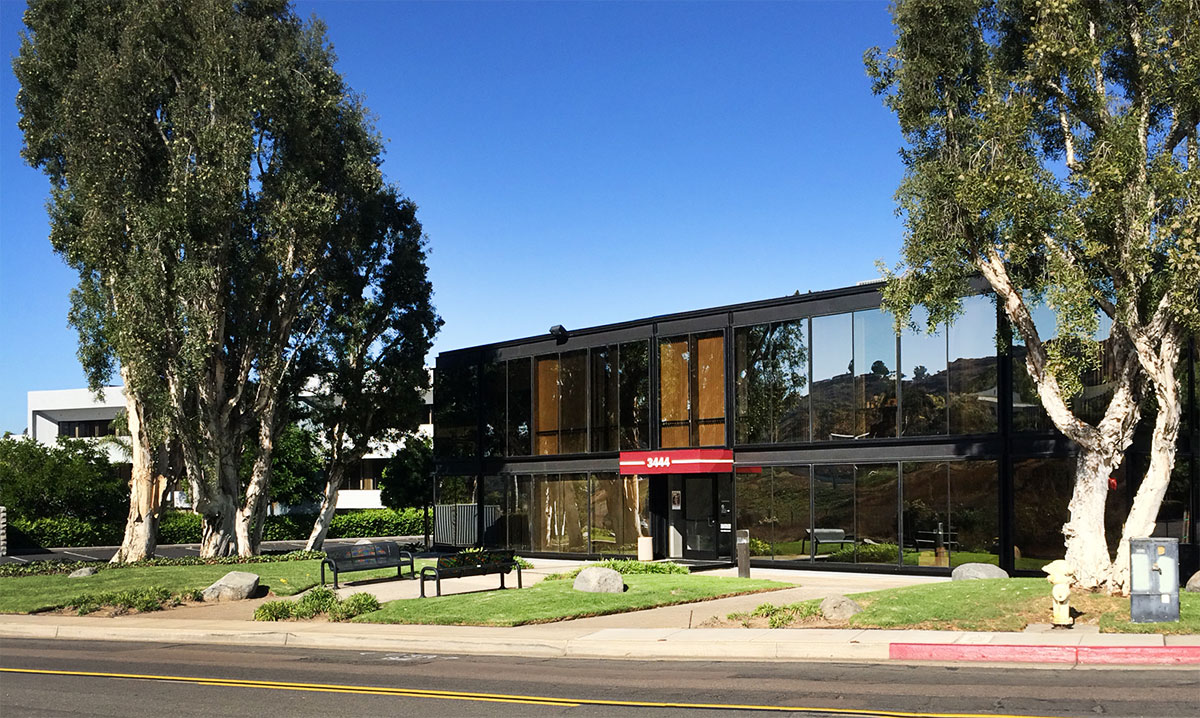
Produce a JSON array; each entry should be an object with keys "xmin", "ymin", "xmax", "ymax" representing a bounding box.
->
[{"xmin": 1042, "ymin": 559, "xmax": 1074, "ymax": 627}]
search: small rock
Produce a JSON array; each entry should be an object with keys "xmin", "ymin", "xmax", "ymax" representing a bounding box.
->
[
  {"xmin": 201, "ymin": 571, "xmax": 260, "ymax": 602},
  {"xmin": 68, "ymin": 566, "xmax": 98, "ymax": 578},
  {"xmin": 573, "ymin": 566, "xmax": 624, "ymax": 594},
  {"xmin": 820, "ymin": 594, "xmax": 862, "ymax": 621},
  {"xmin": 952, "ymin": 562, "xmax": 1009, "ymax": 581},
  {"xmin": 1185, "ymin": 571, "xmax": 1200, "ymax": 593}
]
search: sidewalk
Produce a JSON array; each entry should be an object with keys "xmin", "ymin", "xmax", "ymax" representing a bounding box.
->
[{"xmin": 2, "ymin": 560, "xmax": 1198, "ymax": 667}]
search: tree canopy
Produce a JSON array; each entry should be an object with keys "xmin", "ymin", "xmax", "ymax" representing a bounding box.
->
[{"xmin": 868, "ymin": 0, "xmax": 1198, "ymax": 591}]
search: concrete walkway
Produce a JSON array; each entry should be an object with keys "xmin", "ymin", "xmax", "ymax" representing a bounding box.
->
[{"xmin": 2, "ymin": 559, "xmax": 1198, "ymax": 666}]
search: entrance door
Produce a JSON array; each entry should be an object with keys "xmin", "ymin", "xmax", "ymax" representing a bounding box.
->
[{"xmin": 683, "ymin": 476, "xmax": 717, "ymax": 559}]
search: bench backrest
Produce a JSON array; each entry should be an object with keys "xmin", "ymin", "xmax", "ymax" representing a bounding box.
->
[
  {"xmin": 325, "ymin": 541, "xmax": 403, "ymax": 571},
  {"xmin": 808, "ymin": 528, "xmax": 846, "ymax": 542},
  {"xmin": 436, "ymin": 550, "xmax": 515, "ymax": 571}
]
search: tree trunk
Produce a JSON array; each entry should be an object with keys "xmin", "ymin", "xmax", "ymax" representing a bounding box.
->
[
  {"xmin": 1107, "ymin": 336, "xmax": 1184, "ymax": 595},
  {"xmin": 111, "ymin": 375, "xmax": 172, "ymax": 563},
  {"xmin": 235, "ymin": 415, "xmax": 276, "ymax": 557},
  {"xmin": 200, "ymin": 495, "xmax": 238, "ymax": 556},
  {"xmin": 305, "ymin": 462, "xmax": 347, "ymax": 551},
  {"xmin": 1062, "ymin": 451, "xmax": 1121, "ymax": 589}
]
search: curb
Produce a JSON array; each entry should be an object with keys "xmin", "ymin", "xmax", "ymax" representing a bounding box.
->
[{"xmin": 889, "ymin": 643, "xmax": 1200, "ymax": 665}]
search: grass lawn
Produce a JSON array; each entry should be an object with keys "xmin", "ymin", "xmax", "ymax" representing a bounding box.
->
[
  {"xmin": 357, "ymin": 574, "xmax": 791, "ymax": 626},
  {"xmin": 0, "ymin": 560, "xmax": 424, "ymax": 614},
  {"xmin": 731, "ymin": 578, "xmax": 1199, "ymax": 634}
]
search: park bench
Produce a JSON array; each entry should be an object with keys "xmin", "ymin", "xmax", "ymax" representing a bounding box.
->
[
  {"xmin": 808, "ymin": 528, "xmax": 855, "ymax": 555},
  {"xmin": 321, "ymin": 541, "xmax": 415, "ymax": 589},
  {"xmin": 420, "ymin": 550, "xmax": 522, "ymax": 598}
]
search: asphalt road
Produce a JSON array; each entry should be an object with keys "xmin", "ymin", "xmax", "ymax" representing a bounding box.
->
[
  {"xmin": 0, "ymin": 536, "xmax": 426, "ymax": 564},
  {"xmin": 1, "ymin": 638, "xmax": 1197, "ymax": 718}
]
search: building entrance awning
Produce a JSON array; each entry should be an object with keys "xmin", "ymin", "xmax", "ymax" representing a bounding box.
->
[{"xmin": 618, "ymin": 449, "xmax": 733, "ymax": 475}]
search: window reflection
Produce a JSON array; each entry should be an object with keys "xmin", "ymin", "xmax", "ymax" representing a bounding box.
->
[
  {"xmin": 560, "ymin": 351, "xmax": 587, "ymax": 453},
  {"xmin": 735, "ymin": 321, "xmax": 810, "ymax": 444},
  {"xmin": 619, "ymin": 341, "xmax": 650, "ymax": 450},
  {"xmin": 534, "ymin": 356, "xmax": 560, "ymax": 455},
  {"xmin": 811, "ymin": 315, "xmax": 855, "ymax": 440},
  {"xmin": 1012, "ymin": 457, "xmax": 1073, "ymax": 569},
  {"xmin": 659, "ymin": 332, "xmax": 726, "ymax": 448},
  {"xmin": 812, "ymin": 464, "xmax": 854, "ymax": 559},
  {"xmin": 855, "ymin": 463, "xmax": 899, "ymax": 564},
  {"xmin": 433, "ymin": 361, "xmax": 477, "ymax": 460},
  {"xmin": 772, "ymin": 465, "xmax": 811, "ymax": 561},
  {"xmin": 854, "ymin": 310, "xmax": 898, "ymax": 438},
  {"xmin": 949, "ymin": 460, "xmax": 999, "ymax": 567},
  {"xmin": 507, "ymin": 358, "xmax": 532, "ymax": 456},
  {"xmin": 900, "ymin": 308, "xmax": 948, "ymax": 436},
  {"xmin": 902, "ymin": 462, "xmax": 950, "ymax": 566},
  {"xmin": 948, "ymin": 295, "xmax": 999, "ymax": 434}
]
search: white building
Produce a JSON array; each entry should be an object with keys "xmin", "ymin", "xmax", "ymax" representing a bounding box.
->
[{"xmin": 24, "ymin": 385, "xmax": 433, "ymax": 511}]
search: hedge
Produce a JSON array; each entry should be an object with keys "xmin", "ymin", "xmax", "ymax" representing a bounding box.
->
[
  {"xmin": 9, "ymin": 516, "xmax": 123, "ymax": 550},
  {"xmin": 7, "ymin": 508, "xmax": 428, "ymax": 551}
]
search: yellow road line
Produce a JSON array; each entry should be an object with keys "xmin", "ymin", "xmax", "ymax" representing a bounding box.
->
[{"xmin": 0, "ymin": 667, "xmax": 1067, "ymax": 718}]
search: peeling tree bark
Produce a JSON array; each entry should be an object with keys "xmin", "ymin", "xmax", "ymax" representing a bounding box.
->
[
  {"xmin": 305, "ymin": 461, "xmax": 349, "ymax": 551},
  {"xmin": 110, "ymin": 373, "xmax": 173, "ymax": 564}
]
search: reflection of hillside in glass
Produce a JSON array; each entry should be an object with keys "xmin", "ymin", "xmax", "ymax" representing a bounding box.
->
[{"xmin": 1012, "ymin": 306, "xmax": 1117, "ymax": 432}]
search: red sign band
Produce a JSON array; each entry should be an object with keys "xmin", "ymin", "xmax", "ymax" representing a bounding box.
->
[{"xmin": 618, "ymin": 449, "xmax": 734, "ymax": 475}]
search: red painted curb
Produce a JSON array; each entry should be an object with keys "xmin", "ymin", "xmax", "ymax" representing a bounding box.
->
[
  {"xmin": 889, "ymin": 643, "xmax": 1200, "ymax": 665},
  {"xmin": 1076, "ymin": 646, "xmax": 1200, "ymax": 665}
]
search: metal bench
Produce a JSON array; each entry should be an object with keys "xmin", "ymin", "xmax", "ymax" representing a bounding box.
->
[
  {"xmin": 420, "ymin": 550, "xmax": 522, "ymax": 598},
  {"xmin": 807, "ymin": 528, "xmax": 855, "ymax": 554},
  {"xmin": 321, "ymin": 541, "xmax": 415, "ymax": 589}
]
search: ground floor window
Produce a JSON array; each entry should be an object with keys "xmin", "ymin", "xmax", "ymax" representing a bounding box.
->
[{"xmin": 737, "ymin": 460, "xmax": 1000, "ymax": 568}]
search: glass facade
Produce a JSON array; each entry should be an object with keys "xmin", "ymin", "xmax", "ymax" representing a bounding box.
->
[{"xmin": 435, "ymin": 284, "xmax": 1198, "ymax": 575}]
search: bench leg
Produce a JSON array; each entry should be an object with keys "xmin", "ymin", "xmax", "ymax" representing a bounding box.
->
[
  {"xmin": 321, "ymin": 563, "xmax": 326, "ymax": 587},
  {"xmin": 420, "ymin": 575, "xmax": 427, "ymax": 598},
  {"xmin": 500, "ymin": 572, "xmax": 505, "ymax": 590},
  {"xmin": 517, "ymin": 565, "xmax": 522, "ymax": 589}
]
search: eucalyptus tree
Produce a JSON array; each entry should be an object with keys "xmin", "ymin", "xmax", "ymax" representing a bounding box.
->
[
  {"xmin": 15, "ymin": 0, "xmax": 410, "ymax": 557},
  {"xmin": 301, "ymin": 190, "xmax": 440, "ymax": 551},
  {"xmin": 867, "ymin": 0, "xmax": 1198, "ymax": 591}
]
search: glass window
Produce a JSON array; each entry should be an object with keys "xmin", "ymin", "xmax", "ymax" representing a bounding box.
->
[
  {"xmin": 949, "ymin": 460, "xmax": 1000, "ymax": 567},
  {"xmin": 811, "ymin": 314, "xmax": 854, "ymax": 441},
  {"xmin": 772, "ymin": 465, "xmax": 811, "ymax": 561},
  {"xmin": 855, "ymin": 463, "xmax": 899, "ymax": 564},
  {"xmin": 481, "ymin": 360, "xmax": 505, "ymax": 458},
  {"xmin": 433, "ymin": 360, "xmax": 477, "ymax": 460},
  {"xmin": 902, "ymin": 462, "xmax": 949, "ymax": 567},
  {"xmin": 559, "ymin": 351, "xmax": 588, "ymax": 453},
  {"xmin": 589, "ymin": 472, "xmax": 649, "ymax": 555},
  {"xmin": 696, "ymin": 333, "xmax": 726, "ymax": 446},
  {"xmin": 534, "ymin": 356, "xmax": 560, "ymax": 455},
  {"xmin": 618, "ymin": 341, "xmax": 650, "ymax": 450},
  {"xmin": 659, "ymin": 337, "xmax": 690, "ymax": 448},
  {"xmin": 1012, "ymin": 457, "xmax": 1073, "ymax": 569},
  {"xmin": 1074, "ymin": 313, "xmax": 1116, "ymax": 426},
  {"xmin": 529, "ymin": 473, "xmax": 590, "ymax": 553},
  {"xmin": 508, "ymin": 474, "xmax": 532, "ymax": 551},
  {"xmin": 812, "ymin": 464, "xmax": 854, "ymax": 560},
  {"xmin": 435, "ymin": 475, "xmax": 476, "ymax": 504},
  {"xmin": 1012, "ymin": 301, "xmax": 1058, "ymax": 432},
  {"xmin": 659, "ymin": 332, "xmax": 727, "ymax": 448},
  {"xmin": 735, "ymin": 321, "xmax": 810, "ymax": 444},
  {"xmin": 735, "ymin": 468, "xmax": 773, "ymax": 558},
  {"xmin": 948, "ymin": 295, "xmax": 999, "ymax": 434},
  {"xmin": 590, "ymin": 347, "xmax": 619, "ymax": 452},
  {"xmin": 481, "ymin": 475, "xmax": 506, "ymax": 547},
  {"xmin": 900, "ymin": 308, "xmax": 948, "ymax": 436},
  {"xmin": 507, "ymin": 358, "xmax": 532, "ymax": 456},
  {"xmin": 854, "ymin": 310, "xmax": 898, "ymax": 438}
]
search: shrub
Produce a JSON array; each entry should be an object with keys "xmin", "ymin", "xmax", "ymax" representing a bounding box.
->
[
  {"xmin": 65, "ymin": 586, "xmax": 174, "ymax": 615},
  {"xmin": 825, "ymin": 543, "xmax": 900, "ymax": 563},
  {"xmin": 261, "ymin": 513, "xmax": 313, "ymax": 542},
  {"xmin": 10, "ymin": 516, "xmax": 122, "ymax": 549},
  {"xmin": 254, "ymin": 600, "xmax": 294, "ymax": 622},
  {"xmin": 157, "ymin": 511, "xmax": 202, "ymax": 544},
  {"xmin": 336, "ymin": 592, "xmax": 381, "ymax": 620},
  {"xmin": 0, "ymin": 436, "xmax": 127, "ymax": 523},
  {"xmin": 292, "ymin": 586, "xmax": 338, "ymax": 619},
  {"xmin": 0, "ymin": 549, "xmax": 325, "ymax": 578},
  {"xmin": 748, "ymin": 537, "xmax": 772, "ymax": 556},
  {"xmin": 327, "ymin": 508, "xmax": 425, "ymax": 538},
  {"xmin": 545, "ymin": 560, "xmax": 689, "ymax": 580}
]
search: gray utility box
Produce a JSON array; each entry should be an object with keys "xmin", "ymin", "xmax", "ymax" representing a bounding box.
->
[{"xmin": 1130, "ymin": 537, "xmax": 1179, "ymax": 623}]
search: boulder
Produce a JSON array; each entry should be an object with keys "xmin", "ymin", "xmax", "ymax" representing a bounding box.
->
[
  {"xmin": 573, "ymin": 566, "xmax": 624, "ymax": 594},
  {"xmin": 820, "ymin": 594, "xmax": 862, "ymax": 621},
  {"xmin": 1186, "ymin": 571, "xmax": 1200, "ymax": 594},
  {"xmin": 952, "ymin": 562, "xmax": 1009, "ymax": 581},
  {"xmin": 68, "ymin": 566, "xmax": 98, "ymax": 578},
  {"xmin": 201, "ymin": 571, "xmax": 260, "ymax": 602}
]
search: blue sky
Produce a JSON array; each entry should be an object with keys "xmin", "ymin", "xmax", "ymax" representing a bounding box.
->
[{"xmin": 0, "ymin": 1, "xmax": 909, "ymax": 434}]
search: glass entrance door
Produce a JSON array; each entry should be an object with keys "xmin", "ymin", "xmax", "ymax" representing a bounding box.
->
[{"xmin": 683, "ymin": 476, "xmax": 717, "ymax": 559}]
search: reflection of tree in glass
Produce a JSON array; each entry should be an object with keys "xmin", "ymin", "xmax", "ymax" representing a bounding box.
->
[{"xmin": 736, "ymin": 321, "xmax": 809, "ymax": 444}]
